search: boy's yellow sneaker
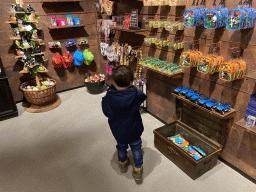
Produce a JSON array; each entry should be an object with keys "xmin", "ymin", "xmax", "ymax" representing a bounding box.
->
[
  {"xmin": 132, "ymin": 166, "xmax": 143, "ymax": 182},
  {"xmin": 119, "ymin": 157, "xmax": 130, "ymax": 173}
]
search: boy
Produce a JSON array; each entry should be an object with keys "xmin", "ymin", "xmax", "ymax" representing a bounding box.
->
[{"xmin": 101, "ymin": 65, "xmax": 147, "ymax": 182}]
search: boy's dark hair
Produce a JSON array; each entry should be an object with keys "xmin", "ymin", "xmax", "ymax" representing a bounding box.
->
[{"xmin": 112, "ymin": 65, "xmax": 134, "ymax": 87}]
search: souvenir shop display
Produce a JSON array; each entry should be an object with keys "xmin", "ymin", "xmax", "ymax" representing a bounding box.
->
[
  {"xmin": 64, "ymin": 39, "xmax": 76, "ymax": 48},
  {"xmin": 77, "ymin": 38, "xmax": 88, "ymax": 45},
  {"xmin": 139, "ymin": 57, "xmax": 183, "ymax": 76},
  {"xmin": 197, "ymin": 46, "xmax": 224, "ymax": 74},
  {"xmin": 98, "ymin": 20, "xmax": 115, "ymax": 40},
  {"xmin": 48, "ymin": 41, "xmax": 61, "ymax": 48},
  {"xmin": 7, "ymin": 4, "xmax": 57, "ymax": 106},
  {"xmin": 52, "ymin": 52, "xmax": 65, "ymax": 68},
  {"xmin": 245, "ymin": 92, "xmax": 256, "ymax": 124},
  {"xmin": 204, "ymin": 0, "xmax": 228, "ymax": 29},
  {"xmin": 180, "ymin": 50, "xmax": 203, "ymax": 67},
  {"xmin": 73, "ymin": 17, "xmax": 81, "ymax": 25},
  {"xmin": 226, "ymin": 0, "xmax": 255, "ymax": 30},
  {"xmin": 146, "ymin": 20, "xmax": 185, "ymax": 31},
  {"xmin": 57, "ymin": 18, "xmax": 66, "ymax": 27},
  {"xmin": 85, "ymin": 74, "xmax": 105, "ymax": 83},
  {"xmin": 219, "ymin": 51, "xmax": 246, "ymax": 81},
  {"xmin": 144, "ymin": 37, "xmax": 184, "ymax": 50},
  {"xmin": 73, "ymin": 50, "xmax": 85, "ymax": 66},
  {"xmin": 173, "ymin": 86, "xmax": 231, "ymax": 114},
  {"xmin": 183, "ymin": 0, "xmax": 203, "ymax": 27},
  {"xmin": 101, "ymin": 42, "xmax": 142, "ymax": 66},
  {"xmin": 168, "ymin": 134, "xmax": 206, "ymax": 160},
  {"xmin": 83, "ymin": 49, "xmax": 95, "ymax": 65},
  {"xmin": 66, "ymin": 15, "xmax": 74, "ymax": 26},
  {"xmin": 50, "ymin": 16, "xmax": 57, "ymax": 27},
  {"xmin": 62, "ymin": 52, "xmax": 74, "ymax": 69},
  {"xmin": 123, "ymin": 13, "xmax": 131, "ymax": 29}
]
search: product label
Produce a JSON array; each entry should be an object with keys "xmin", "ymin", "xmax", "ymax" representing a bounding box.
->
[{"xmin": 130, "ymin": 9, "xmax": 139, "ymax": 28}]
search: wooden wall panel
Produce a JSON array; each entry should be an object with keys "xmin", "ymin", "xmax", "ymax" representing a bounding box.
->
[
  {"xmin": 136, "ymin": 0, "xmax": 256, "ymax": 180},
  {"xmin": 0, "ymin": 0, "xmax": 103, "ymax": 102}
]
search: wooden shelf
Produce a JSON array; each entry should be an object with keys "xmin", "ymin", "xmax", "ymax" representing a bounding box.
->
[
  {"xmin": 6, "ymin": 20, "xmax": 38, "ymax": 23},
  {"xmin": 19, "ymin": 69, "xmax": 48, "ymax": 74},
  {"xmin": 15, "ymin": 52, "xmax": 45, "ymax": 59},
  {"xmin": 172, "ymin": 93, "xmax": 236, "ymax": 119},
  {"xmin": 9, "ymin": 11, "xmax": 38, "ymax": 14},
  {"xmin": 110, "ymin": 27, "xmax": 146, "ymax": 34},
  {"xmin": 139, "ymin": 64, "xmax": 183, "ymax": 78},
  {"xmin": 21, "ymin": 59, "xmax": 48, "ymax": 63},
  {"xmin": 235, "ymin": 118, "xmax": 256, "ymax": 134},
  {"xmin": 48, "ymin": 24, "xmax": 85, "ymax": 29},
  {"xmin": 40, "ymin": 0, "xmax": 81, "ymax": 2},
  {"xmin": 11, "ymin": 37, "xmax": 43, "ymax": 41}
]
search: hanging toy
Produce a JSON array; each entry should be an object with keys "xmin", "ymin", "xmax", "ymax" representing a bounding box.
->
[{"xmin": 27, "ymin": 4, "xmax": 35, "ymax": 13}]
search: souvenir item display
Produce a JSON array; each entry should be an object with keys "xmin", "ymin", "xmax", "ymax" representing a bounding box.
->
[
  {"xmin": 52, "ymin": 52, "xmax": 64, "ymax": 68},
  {"xmin": 139, "ymin": 57, "xmax": 182, "ymax": 75},
  {"xmin": 77, "ymin": 38, "xmax": 88, "ymax": 45},
  {"xmin": 66, "ymin": 15, "xmax": 74, "ymax": 26},
  {"xmin": 83, "ymin": 49, "xmax": 94, "ymax": 65},
  {"xmin": 180, "ymin": 50, "xmax": 203, "ymax": 67},
  {"xmin": 73, "ymin": 17, "xmax": 81, "ymax": 25},
  {"xmin": 57, "ymin": 18, "xmax": 66, "ymax": 27},
  {"xmin": 219, "ymin": 59, "xmax": 246, "ymax": 81},
  {"xmin": 144, "ymin": 37, "xmax": 184, "ymax": 50},
  {"xmin": 16, "ymin": 49, "xmax": 24, "ymax": 56},
  {"xmin": 168, "ymin": 134, "xmax": 205, "ymax": 160},
  {"xmin": 48, "ymin": 41, "xmax": 61, "ymax": 48},
  {"xmin": 123, "ymin": 13, "xmax": 131, "ymax": 29},
  {"xmin": 143, "ymin": 0, "xmax": 186, "ymax": 6},
  {"xmin": 146, "ymin": 20, "xmax": 185, "ymax": 31},
  {"xmin": 64, "ymin": 39, "xmax": 76, "ymax": 48},
  {"xmin": 183, "ymin": 0, "xmax": 201, "ymax": 27},
  {"xmin": 173, "ymin": 86, "xmax": 232, "ymax": 114},
  {"xmin": 101, "ymin": 20, "xmax": 114, "ymax": 40},
  {"xmin": 50, "ymin": 16, "xmax": 57, "ymax": 27},
  {"xmin": 197, "ymin": 46, "xmax": 224, "ymax": 74},
  {"xmin": 62, "ymin": 52, "xmax": 74, "ymax": 69},
  {"xmin": 73, "ymin": 50, "xmax": 85, "ymax": 66},
  {"xmin": 85, "ymin": 74, "xmax": 105, "ymax": 82}
]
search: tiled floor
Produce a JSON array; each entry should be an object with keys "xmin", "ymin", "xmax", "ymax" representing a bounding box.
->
[{"xmin": 0, "ymin": 87, "xmax": 255, "ymax": 192}]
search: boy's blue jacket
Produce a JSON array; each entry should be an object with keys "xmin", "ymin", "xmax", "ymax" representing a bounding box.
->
[{"xmin": 102, "ymin": 85, "xmax": 147, "ymax": 144}]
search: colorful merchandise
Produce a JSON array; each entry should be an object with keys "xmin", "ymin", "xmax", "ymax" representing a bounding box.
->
[
  {"xmin": 48, "ymin": 41, "xmax": 61, "ymax": 48},
  {"xmin": 66, "ymin": 15, "xmax": 74, "ymax": 26},
  {"xmin": 64, "ymin": 39, "xmax": 76, "ymax": 47},
  {"xmin": 180, "ymin": 51, "xmax": 203, "ymax": 67},
  {"xmin": 77, "ymin": 38, "xmax": 88, "ymax": 45},
  {"xmin": 62, "ymin": 52, "xmax": 74, "ymax": 69},
  {"xmin": 57, "ymin": 18, "xmax": 66, "ymax": 27},
  {"xmin": 73, "ymin": 50, "xmax": 85, "ymax": 66},
  {"xmin": 50, "ymin": 16, "xmax": 57, "ymax": 27},
  {"xmin": 85, "ymin": 74, "xmax": 105, "ymax": 83},
  {"xmin": 73, "ymin": 17, "xmax": 81, "ymax": 25},
  {"xmin": 52, "ymin": 53, "xmax": 64, "ymax": 68},
  {"xmin": 168, "ymin": 134, "xmax": 205, "ymax": 160},
  {"xmin": 197, "ymin": 54, "xmax": 224, "ymax": 74},
  {"xmin": 83, "ymin": 49, "xmax": 94, "ymax": 65},
  {"xmin": 219, "ymin": 59, "xmax": 246, "ymax": 81}
]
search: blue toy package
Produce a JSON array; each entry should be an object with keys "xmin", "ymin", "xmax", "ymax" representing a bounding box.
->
[
  {"xmin": 190, "ymin": 93, "xmax": 203, "ymax": 103},
  {"xmin": 226, "ymin": 1, "xmax": 246, "ymax": 30},
  {"xmin": 183, "ymin": 8, "xmax": 200, "ymax": 27},
  {"xmin": 181, "ymin": 88, "xmax": 193, "ymax": 96},
  {"xmin": 205, "ymin": 99, "xmax": 220, "ymax": 110},
  {"xmin": 174, "ymin": 86, "xmax": 187, "ymax": 96},
  {"xmin": 204, "ymin": 0, "xmax": 228, "ymax": 29},
  {"xmin": 215, "ymin": 103, "xmax": 231, "ymax": 115},
  {"xmin": 198, "ymin": 97, "xmax": 212, "ymax": 106},
  {"xmin": 185, "ymin": 90, "xmax": 197, "ymax": 99}
]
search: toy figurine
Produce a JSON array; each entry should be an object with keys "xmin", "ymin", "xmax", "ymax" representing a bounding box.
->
[
  {"xmin": 22, "ymin": 39, "xmax": 30, "ymax": 48},
  {"xmin": 10, "ymin": 15, "xmax": 17, "ymax": 21}
]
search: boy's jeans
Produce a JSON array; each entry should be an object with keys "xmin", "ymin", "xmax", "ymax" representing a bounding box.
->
[{"xmin": 116, "ymin": 138, "xmax": 143, "ymax": 168}]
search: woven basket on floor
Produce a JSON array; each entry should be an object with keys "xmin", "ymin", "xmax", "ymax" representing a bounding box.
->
[{"xmin": 20, "ymin": 79, "xmax": 56, "ymax": 105}]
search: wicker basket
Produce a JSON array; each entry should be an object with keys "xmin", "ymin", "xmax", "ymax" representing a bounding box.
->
[{"xmin": 20, "ymin": 79, "xmax": 57, "ymax": 105}]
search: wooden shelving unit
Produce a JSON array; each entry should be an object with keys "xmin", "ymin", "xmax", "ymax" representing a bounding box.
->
[
  {"xmin": 139, "ymin": 64, "xmax": 183, "ymax": 78},
  {"xmin": 110, "ymin": 27, "xmax": 146, "ymax": 34},
  {"xmin": 8, "ymin": 11, "xmax": 38, "ymax": 14},
  {"xmin": 48, "ymin": 24, "xmax": 85, "ymax": 29},
  {"xmin": 21, "ymin": 59, "xmax": 48, "ymax": 63},
  {"xmin": 40, "ymin": 0, "xmax": 81, "ymax": 2},
  {"xmin": 19, "ymin": 70, "xmax": 48, "ymax": 74},
  {"xmin": 172, "ymin": 93, "xmax": 236, "ymax": 119},
  {"xmin": 6, "ymin": 20, "xmax": 38, "ymax": 23},
  {"xmin": 235, "ymin": 118, "xmax": 256, "ymax": 134},
  {"xmin": 15, "ymin": 52, "xmax": 45, "ymax": 59},
  {"xmin": 10, "ymin": 37, "xmax": 43, "ymax": 41}
]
